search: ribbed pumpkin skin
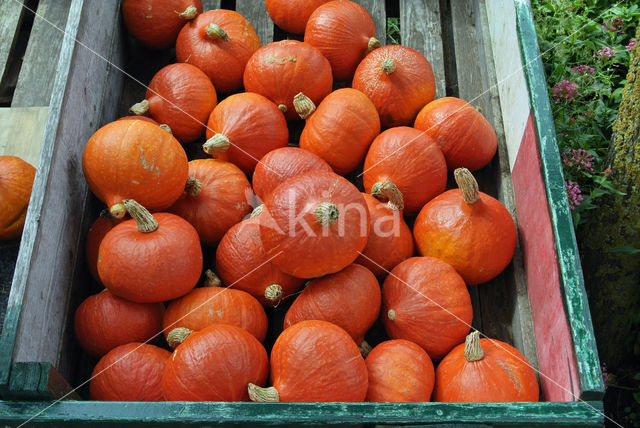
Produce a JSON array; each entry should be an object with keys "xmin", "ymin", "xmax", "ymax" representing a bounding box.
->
[
  {"xmin": 252, "ymin": 147, "xmax": 333, "ymax": 203},
  {"xmin": 270, "ymin": 320, "xmax": 368, "ymax": 402},
  {"xmin": 382, "ymin": 257, "xmax": 472, "ymax": 360},
  {"xmin": 264, "ymin": 0, "xmax": 330, "ymax": 34},
  {"xmin": 353, "ymin": 45, "xmax": 435, "ymax": 128},
  {"xmin": 413, "ymin": 189, "xmax": 517, "ymax": 285},
  {"xmin": 122, "ymin": 0, "xmax": 202, "ymax": 49},
  {"xmin": 284, "ymin": 264, "xmax": 380, "ymax": 343},
  {"xmin": 243, "ymin": 40, "xmax": 333, "ymax": 120},
  {"xmin": 176, "ymin": 10, "xmax": 261, "ymax": 93},
  {"xmin": 363, "ymin": 127, "xmax": 447, "ymax": 214},
  {"xmin": 0, "ymin": 156, "xmax": 35, "ymax": 240},
  {"xmin": 163, "ymin": 287, "xmax": 268, "ymax": 343},
  {"xmin": 205, "ymin": 92, "xmax": 289, "ymax": 175},
  {"xmin": 168, "ymin": 159, "xmax": 252, "ymax": 246},
  {"xmin": 260, "ymin": 171, "xmax": 370, "ymax": 279},
  {"xmin": 365, "ymin": 339, "xmax": 435, "ymax": 402},
  {"xmin": 355, "ymin": 193, "xmax": 414, "ymax": 277},
  {"xmin": 145, "ymin": 63, "xmax": 217, "ymax": 143},
  {"xmin": 304, "ymin": 1, "xmax": 378, "ymax": 81},
  {"xmin": 414, "ymin": 97, "xmax": 497, "ymax": 171},
  {"xmin": 82, "ymin": 120, "xmax": 188, "ymax": 214},
  {"xmin": 74, "ymin": 290, "xmax": 164, "ymax": 357},
  {"xmin": 433, "ymin": 337, "xmax": 540, "ymax": 402},
  {"xmin": 98, "ymin": 213, "xmax": 202, "ymax": 303},
  {"xmin": 216, "ymin": 217, "xmax": 304, "ymax": 306},
  {"xmin": 300, "ymin": 88, "xmax": 380, "ymax": 174},
  {"xmin": 117, "ymin": 115, "xmax": 161, "ymax": 126},
  {"xmin": 163, "ymin": 324, "xmax": 269, "ymax": 401},
  {"xmin": 90, "ymin": 343, "xmax": 171, "ymax": 401},
  {"xmin": 85, "ymin": 215, "xmax": 122, "ymax": 282}
]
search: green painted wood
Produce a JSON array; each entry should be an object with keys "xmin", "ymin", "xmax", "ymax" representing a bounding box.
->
[
  {"xmin": 0, "ymin": 401, "xmax": 604, "ymax": 426},
  {"xmin": 8, "ymin": 362, "xmax": 79, "ymax": 401},
  {"xmin": 513, "ymin": 0, "xmax": 605, "ymax": 401}
]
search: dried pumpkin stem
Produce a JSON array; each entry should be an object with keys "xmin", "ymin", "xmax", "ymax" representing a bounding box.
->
[
  {"xmin": 264, "ymin": 284, "xmax": 283, "ymax": 303},
  {"xmin": 387, "ymin": 309, "xmax": 396, "ymax": 321},
  {"xmin": 278, "ymin": 104, "xmax": 288, "ymax": 114},
  {"xmin": 250, "ymin": 204, "xmax": 264, "ymax": 218},
  {"xmin": 371, "ymin": 181, "xmax": 404, "ymax": 211},
  {"xmin": 206, "ymin": 23, "xmax": 230, "ymax": 41},
  {"xmin": 359, "ymin": 340, "xmax": 373, "ymax": 358},
  {"xmin": 367, "ymin": 37, "xmax": 381, "ymax": 52},
  {"xmin": 167, "ymin": 327, "xmax": 194, "ymax": 349},
  {"xmin": 185, "ymin": 176, "xmax": 202, "ymax": 197},
  {"xmin": 380, "ymin": 58, "xmax": 396, "ymax": 75},
  {"xmin": 293, "ymin": 92, "xmax": 316, "ymax": 119},
  {"xmin": 453, "ymin": 168, "xmax": 480, "ymax": 205},
  {"xmin": 109, "ymin": 203, "xmax": 126, "ymax": 219},
  {"xmin": 464, "ymin": 331, "xmax": 485, "ymax": 362},
  {"xmin": 204, "ymin": 269, "xmax": 221, "ymax": 287},
  {"xmin": 314, "ymin": 202, "xmax": 339, "ymax": 226},
  {"xmin": 159, "ymin": 123, "xmax": 172, "ymax": 134},
  {"xmin": 248, "ymin": 383, "xmax": 280, "ymax": 402},
  {"xmin": 129, "ymin": 99, "xmax": 149, "ymax": 116},
  {"xmin": 203, "ymin": 134, "xmax": 231, "ymax": 154},
  {"xmin": 179, "ymin": 5, "xmax": 198, "ymax": 19},
  {"xmin": 122, "ymin": 199, "xmax": 158, "ymax": 233}
]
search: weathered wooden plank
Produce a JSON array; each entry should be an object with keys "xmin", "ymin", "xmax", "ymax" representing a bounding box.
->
[
  {"xmin": 12, "ymin": 0, "xmax": 71, "ymax": 107},
  {"xmin": 0, "ymin": 0, "xmax": 25, "ymax": 85},
  {"xmin": 400, "ymin": 0, "xmax": 446, "ymax": 99},
  {"xmin": 8, "ymin": 362, "xmax": 79, "ymax": 400},
  {"xmin": 201, "ymin": 0, "xmax": 221, "ymax": 11},
  {"xmin": 0, "ymin": 106, "xmax": 47, "ymax": 167},
  {"xmin": 236, "ymin": 1, "xmax": 273, "ymax": 45},
  {"xmin": 354, "ymin": 0, "xmax": 386, "ymax": 45}
]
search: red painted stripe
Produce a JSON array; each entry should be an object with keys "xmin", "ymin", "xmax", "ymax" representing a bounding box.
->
[{"xmin": 511, "ymin": 112, "xmax": 581, "ymax": 402}]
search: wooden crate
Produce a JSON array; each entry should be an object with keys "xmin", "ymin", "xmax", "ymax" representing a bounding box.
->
[{"xmin": 0, "ymin": 0, "xmax": 605, "ymax": 425}]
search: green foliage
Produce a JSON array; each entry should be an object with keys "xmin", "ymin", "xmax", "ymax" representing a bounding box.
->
[{"xmin": 386, "ymin": 17, "xmax": 400, "ymax": 45}]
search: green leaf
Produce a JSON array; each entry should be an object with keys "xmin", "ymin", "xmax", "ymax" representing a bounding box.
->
[{"xmin": 609, "ymin": 246, "xmax": 640, "ymax": 255}]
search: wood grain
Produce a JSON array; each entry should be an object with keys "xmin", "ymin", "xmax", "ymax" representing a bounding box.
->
[
  {"xmin": 0, "ymin": 106, "xmax": 47, "ymax": 167},
  {"xmin": 0, "ymin": 0, "xmax": 25, "ymax": 85},
  {"xmin": 201, "ymin": 0, "xmax": 221, "ymax": 11},
  {"xmin": 236, "ymin": 1, "xmax": 273, "ymax": 45},
  {"xmin": 354, "ymin": 0, "xmax": 386, "ymax": 45}
]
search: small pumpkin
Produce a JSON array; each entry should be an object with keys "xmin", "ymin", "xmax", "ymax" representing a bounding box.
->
[
  {"xmin": 382, "ymin": 257, "xmax": 472, "ymax": 360},
  {"xmin": 167, "ymin": 159, "xmax": 252, "ymax": 246},
  {"xmin": 264, "ymin": 0, "xmax": 330, "ymax": 34},
  {"xmin": 203, "ymin": 92, "xmax": 289, "ymax": 175},
  {"xmin": 252, "ymin": 147, "xmax": 333, "ymax": 203},
  {"xmin": 82, "ymin": 119, "xmax": 189, "ymax": 218},
  {"xmin": 90, "ymin": 343, "xmax": 171, "ymax": 401},
  {"xmin": 248, "ymin": 320, "xmax": 368, "ymax": 402},
  {"xmin": 298, "ymin": 88, "xmax": 380, "ymax": 174},
  {"xmin": 243, "ymin": 40, "xmax": 333, "ymax": 120},
  {"xmin": 74, "ymin": 289, "xmax": 164, "ymax": 357},
  {"xmin": 163, "ymin": 324, "xmax": 269, "ymax": 401},
  {"xmin": 283, "ymin": 264, "xmax": 381, "ymax": 347},
  {"xmin": 413, "ymin": 168, "xmax": 517, "ymax": 285},
  {"xmin": 163, "ymin": 286, "xmax": 268, "ymax": 344},
  {"xmin": 304, "ymin": 0, "xmax": 380, "ymax": 81},
  {"xmin": 352, "ymin": 44, "xmax": 436, "ymax": 128},
  {"xmin": 0, "ymin": 156, "xmax": 36, "ymax": 240},
  {"xmin": 433, "ymin": 331, "xmax": 540, "ymax": 402},
  {"xmin": 98, "ymin": 200, "xmax": 202, "ymax": 303},
  {"xmin": 122, "ymin": 0, "xmax": 202, "ymax": 49},
  {"xmin": 117, "ymin": 115, "xmax": 172, "ymax": 134},
  {"xmin": 176, "ymin": 9, "xmax": 261, "ymax": 93},
  {"xmin": 260, "ymin": 170, "xmax": 369, "ymax": 279},
  {"xmin": 355, "ymin": 193, "xmax": 414, "ymax": 278},
  {"xmin": 414, "ymin": 97, "xmax": 497, "ymax": 171},
  {"xmin": 365, "ymin": 339, "xmax": 435, "ymax": 402},
  {"xmin": 216, "ymin": 214, "xmax": 304, "ymax": 306},
  {"xmin": 85, "ymin": 211, "xmax": 123, "ymax": 282},
  {"xmin": 363, "ymin": 126, "xmax": 447, "ymax": 214},
  {"xmin": 130, "ymin": 63, "xmax": 217, "ymax": 144}
]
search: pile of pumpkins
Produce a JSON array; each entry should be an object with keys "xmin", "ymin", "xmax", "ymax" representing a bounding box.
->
[{"xmin": 75, "ymin": 0, "xmax": 539, "ymax": 403}]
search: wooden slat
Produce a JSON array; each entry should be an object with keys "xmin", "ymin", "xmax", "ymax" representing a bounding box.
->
[
  {"xmin": 400, "ymin": 0, "xmax": 446, "ymax": 99},
  {"xmin": 354, "ymin": 0, "xmax": 386, "ymax": 45},
  {"xmin": 0, "ymin": 0, "xmax": 25, "ymax": 84},
  {"xmin": 236, "ymin": 1, "xmax": 273, "ymax": 45},
  {"xmin": 201, "ymin": 0, "xmax": 221, "ymax": 11},
  {"xmin": 12, "ymin": 0, "xmax": 71, "ymax": 107},
  {"xmin": 9, "ymin": 362, "xmax": 79, "ymax": 400},
  {"xmin": 0, "ymin": 106, "xmax": 47, "ymax": 167}
]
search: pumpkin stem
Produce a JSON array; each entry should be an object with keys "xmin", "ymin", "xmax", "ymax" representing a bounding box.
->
[
  {"xmin": 293, "ymin": 92, "xmax": 316, "ymax": 119},
  {"xmin": 122, "ymin": 199, "xmax": 158, "ymax": 233},
  {"xmin": 380, "ymin": 58, "xmax": 396, "ymax": 75},
  {"xmin": 264, "ymin": 284, "xmax": 283, "ymax": 303},
  {"xmin": 314, "ymin": 202, "xmax": 339, "ymax": 226},
  {"xmin": 367, "ymin": 37, "xmax": 381, "ymax": 52},
  {"xmin": 129, "ymin": 99, "xmax": 149, "ymax": 116},
  {"xmin": 159, "ymin": 123, "xmax": 172, "ymax": 134},
  {"xmin": 109, "ymin": 203, "xmax": 126, "ymax": 219},
  {"xmin": 206, "ymin": 23, "xmax": 230, "ymax": 42},
  {"xmin": 248, "ymin": 383, "xmax": 280, "ymax": 402},
  {"xmin": 278, "ymin": 104, "xmax": 288, "ymax": 114},
  {"xmin": 167, "ymin": 327, "xmax": 194, "ymax": 349},
  {"xmin": 203, "ymin": 134, "xmax": 231, "ymax": 154},
  {"xmin": 185, "ymin": 176, "xmax": 202, "ymax": 197},
  {"xmin": 453, "ymin": 168, "xmax": 480, "ymax": 205},
  {"xmin": 204, "ymin": 269, "xmax": 222, "ymax": 287},
  {"xmin": 371, "ymin": 181, "xmax": 404, "ymax": 211},
  {"xmin": 359, "ymin": 340, "xmax": 373, "ymax": 358},
  {"xmin": 464, "ymin": 331, "xmax": 485, "ymax": 362},
  {"xmin": 387, "ymin": 309, "xmax": 396, "ymax": 321},
  {"xmin": 250, "ymin": 204, "xmax": 264, "ymax": 218},
  {"xmin": 178, "ymin": 5, "xmax": 198, "ymax": 19}
]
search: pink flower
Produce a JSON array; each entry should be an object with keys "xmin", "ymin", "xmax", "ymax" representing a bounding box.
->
[
  {"xmin": 562, "ymin": 148, "xmax": 594, "ymax": 173},
  {"xmin": 571, "ymin": 65, "xmax": 595, "ymax": 75},
  {"xmin": 565, "ymin": 181, "xmax": 583, "ymax": 210},
  {"xmin": 626, "ymin": 39, "xmax": 636, "ymax": 51},
  {"xmin": 601, "ymin": 17, "xmax": 625, "ymax": 32},
  {"xmin": 595, "ymin": 46, "xmax": 616, "ymax": 59},
  {"xmin": 552, "ymin": 80, "xmax": 579, "ymax": 102}
]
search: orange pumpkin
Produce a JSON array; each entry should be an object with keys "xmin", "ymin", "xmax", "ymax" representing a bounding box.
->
[
  {"xmin": 433, "ymin": 331, "xmax": 540, "ymax": 402},
  {"xmin": 413, "ymin": 168, "xmax": 517, "ymax": 285},
  {"xmin": 382, "ymin": 257, "xmax": 472, "ymax": 360},
  {"xmin": 264, "ymin": 0, "xmax": 330, "ymax": 34},
  {"xmin": 176, "ymin": 10, "xmax": 260, "ymax": 93},
  {"xmin": 0, "ymin": 156, "xmax": 35, "ymax": 240},
  {"xmin": 85, "ymin": 211, "xmax": 123, "ymax": 282},
  {"xmin": 167, "ymin": 159, "xmax": 252, "ymax": 246}
]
